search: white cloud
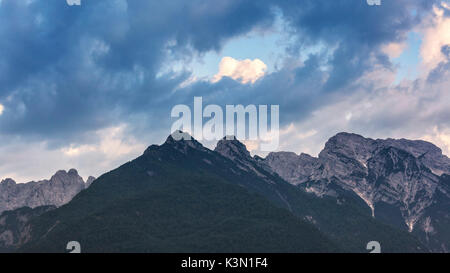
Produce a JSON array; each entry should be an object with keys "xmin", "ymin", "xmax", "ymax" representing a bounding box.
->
[
  {"xmin": 242, "ymin": 140, "xmax": 260, "ymax": 152},
  {"xmin": 382, "ymin": 42, "xmax": 407, "ymax": 58},
  {"xmin": 419, "ymin": 3, "xmax": 450, "ymax": 72},
  {"xmin": 262, "ymin": 62, "xmax": 450, "ymax": 158},
  {"xmin": 423, "ymin": 127, "xmax": 450, "ymax": 156},
  {"xmin": 66, "ymin": 0, "xmax": 81, "ymax": 6},
  {"xmin": 3, "ymin": 4, "xmax": 450, "ymax": 182},
  {"xmin": 212, "ymin": 57, "xmax": 267, "ymax": 84},
  {"xmin": 345, "ymin": 112, "xmax": 353, "ymax": 121},
  {"xmin": 0, "ymin": 124, "xmax": 146, "ymax": 183},
  {"xmin": 61, "ymin": 125, "xmax": 144, "ymax": 159}
]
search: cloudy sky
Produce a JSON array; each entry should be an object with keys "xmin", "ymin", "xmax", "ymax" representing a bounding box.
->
[{"xmin": 1, "ymin": 0, "xmax": 450, "ymax": 182}]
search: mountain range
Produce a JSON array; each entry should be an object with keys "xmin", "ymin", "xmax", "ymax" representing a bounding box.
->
[
  {"xmin": 0, "ymin": 131, "xmax": 448, "ymax": 252},
  {"xmin": 0, "ymin": 169, "xmax": 94, "ymax": 215},
  {"xmin": 264, "ymin": 133, "xmax": 450, "ymax": 252}
]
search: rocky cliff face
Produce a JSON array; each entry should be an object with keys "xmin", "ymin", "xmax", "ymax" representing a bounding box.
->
[
  {"xmin": 0, "ymin": 206, "xmax": 55, "ymax": 252},
  {"xmin": 85, "ymin": 176, "xmax": 96, "ymax": 188},
  {"xmin": 0, "ymin": 169, "xmax": 94, "ymax": 214},
  {"xmin": 265, "ymin": 152, "xmax": 320, "ymax": 185},
  {"xmin": 264, "ymin": 132, "xmax": 450, "ymax": 252},
  {"xmin": 215, "ymin": 136, "xmax": 275, "ymax": 178}
]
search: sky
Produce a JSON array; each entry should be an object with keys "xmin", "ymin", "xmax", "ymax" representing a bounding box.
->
[{"xmin": 1, "ymin": 0, "xmax": 450, "ymax": 182}]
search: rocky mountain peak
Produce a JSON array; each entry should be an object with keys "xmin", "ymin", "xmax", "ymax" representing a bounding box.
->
[
  {"xmin": 214, "ymin": 136, "xmax": 252, "ymax": 161},
  {"xmin": 144, "ymin": 131, "xmax": 208, "ymax": 156},
  {"xmin": 68, "ymin": 168, "xmax": 79, "ymax": 176},
  {"xmin": 299, "ymin": 153, "xmax": 316, "ymax": 160},
  {"xmin": 165, "ymin": 130, "xmax": 193, "ymax": 143},
  {"xmin": 50, "ymin": 169, "xmax": 85, "ymax": 186},
  {"xmin": 263, "ymin": 132, "xmax": 450, "ymax": 249},
  {"xmin": 214, "ymin": 137, "xmax": 276, "ymax": 179},
  {"xmin": 319, "ymin": 132, "xmax": 376, "ymax": 164},
  {"xmin": 265, "ymin": 152, "xmax": 320, "ymax": 185},
  {"xmin": 266, "ymin": 151, "xmax": 298, "ymax": 162},
  {"xmin": 0, "ymin": 178, "xmax": 16, "ymax": 187},
  {"xmin": 86, "ymin": 176, "xmax": 96, "ymax": 188},
  {"xmin": 324, "ymin": 132, "xmax": 375, "ymax": 148},
  {"xmin": 161, "ymin": 131, "xmax": 207, "ymax": 153},
  {"xmin": 320, "ymin": 132, "xmax": 450, "ymax": 176},
  {"xmin": 53, "ymin": 170, "xmax": 68, "ymax": 177},
  {"xmin": 382, "ymin": 138, "xmax": 443, "ymax": 157},
  {"xmin": 381, "ymin": 138, "xmax": 450, "ymax": 176},
  {"xmin": 0, "ymin": 169, "xmax": 92, "ymax": 215},
  {"xmin": 326, "ymin": 132, "xmax": 446, "ymax": 159}
]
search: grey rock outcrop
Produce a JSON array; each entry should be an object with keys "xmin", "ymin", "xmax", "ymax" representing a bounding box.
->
[
  {"xmin": 0, "ymin": 169, "xmax": 94, "ymax": 214},
  {"xmin": 215, "ymin": 136, "xmax": 275, "ymax": 181},
  {"xmin": 85, "ymin": 176, "xmax": 96, "ymax": 188},
  {"xmin": 265, "ymin": 152, "xmax": 320, "ymax": 185}
]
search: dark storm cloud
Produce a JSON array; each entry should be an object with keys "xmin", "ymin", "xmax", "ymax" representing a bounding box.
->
[
  {"xmin": 276, "ymin": 0, "xmax": 442, "ymax": 90},
  {"xmin": 0, "ymin": 0, "xmax": 275, "ymax": 142},
  {"xmin": 0, "ymin": 0, "xmax": 444, "ymax": 145},
  {"xmin": 174, "ymin": 0, "xmax": 444, "ymax": 127}
]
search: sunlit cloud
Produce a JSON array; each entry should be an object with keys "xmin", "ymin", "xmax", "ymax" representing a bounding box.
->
[
  {"xmin": 0, "ymin": 124, "xmax": 146, "ymax": 183},
  {"xmin": 60, "ymin": 125, "xmax": 146, "ymax": 160},
  {"xmin": 419, "ymin": 2, "xmax": 450, "ymax": 72},
  {"xmin": 212, "ymin": 57, "xmax": 267, "ymax": 84},
  {"xmin": 382, "ymin": 42, "xmax": 408, "ymax": 58},
  {"xmin": 422, "ymin": 127, "xmax": 450, "ymax": 156}
]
